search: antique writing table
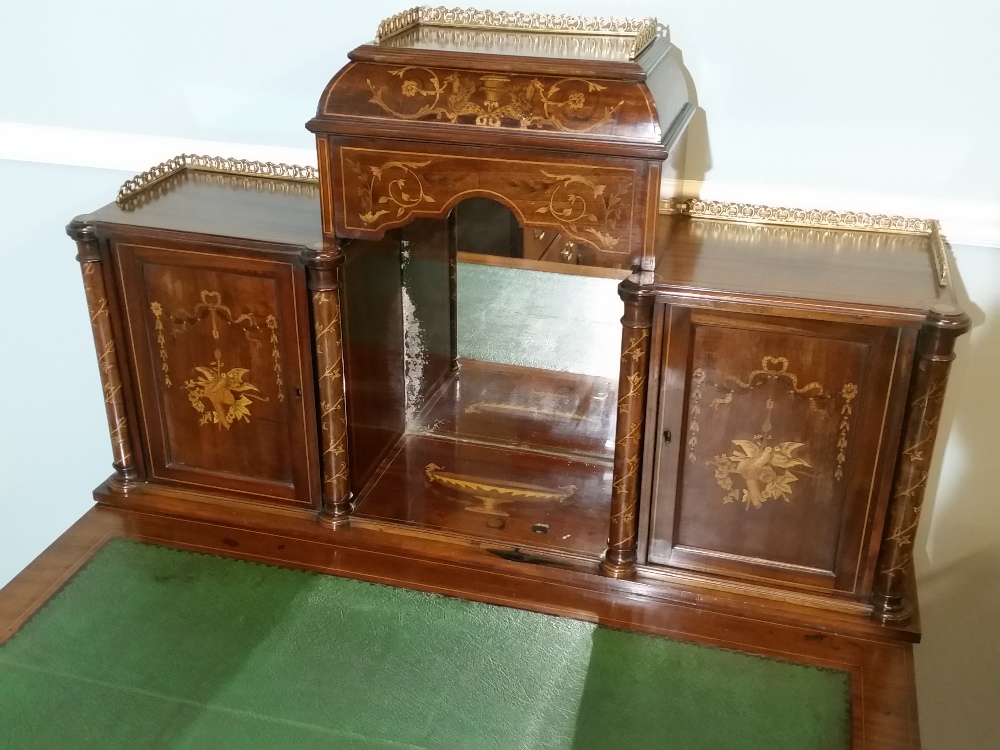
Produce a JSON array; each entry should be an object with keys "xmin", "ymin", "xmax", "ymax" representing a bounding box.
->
[{"xmin": 52, "ymin": 10, "xmax": 972, "ymax": 747}]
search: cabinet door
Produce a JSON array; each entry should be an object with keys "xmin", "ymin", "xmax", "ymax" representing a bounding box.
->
[
  {"xmin": 115, "ymin": 239, "xmax": 319, "ymax": 508},
  {"xmin": 647, "ymin": 304, "xmax": 914, "ymax": 597}
]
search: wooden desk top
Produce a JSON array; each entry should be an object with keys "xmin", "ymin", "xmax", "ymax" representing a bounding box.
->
[
  {"xmin": 651, "ymin": 210, "xmax": 957, "ymax": 320},
  {"xmin": 84, "ymin": 168, "xmax": 322, "ymax": 250}
]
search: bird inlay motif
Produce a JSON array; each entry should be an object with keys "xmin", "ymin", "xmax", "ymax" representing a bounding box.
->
[{"xmin": 709, "ymin": 398, "xmax": 812, "ymax": 509}]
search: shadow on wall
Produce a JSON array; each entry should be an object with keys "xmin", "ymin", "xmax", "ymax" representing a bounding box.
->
[
  {"xmin": 914, "ymin": 547, "xmax": 1000, "ymax": 750},
  {"xmin": 664, "ymin": 44, "xmax": 711, "ymax": 195},
  {"xmin": 681, "ymin": 106, "xmax": 711, "ymax": 190},
  {"xmin": 913, "ymin": 244, "xmax": 1000, "ymax": 749}
]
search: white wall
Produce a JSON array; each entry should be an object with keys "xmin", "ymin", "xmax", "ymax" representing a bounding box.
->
[
  {"xmin": 4, "ymin": 2, "xmax": 998, "ymax": 242},
  {"xmin": 1, "ymin": 3, "xmax": 997, "ymax": 747}
]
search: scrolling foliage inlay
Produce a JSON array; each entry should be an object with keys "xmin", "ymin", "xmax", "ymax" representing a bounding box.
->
[
  {"xmin": 879, "ymin": 376, "xmax": 948, "ymax": 578},
  {"xmin": 340, "ymin": 147, "xmax": 635, "ymax": 254},
  {"xmin": 611, "ymin": 326, "xmax": 649, "ymax": 528},
  {"xmin": 347, "ymin": 157, "xmax": 436, "ymax": 225},
  {"xmin": 368, "ymin": 67, "xmax": 624, "ymax": 133},
  {"xmin": 82, "ymin": 262, "xmax": 133, "ymax": 467},
  {"xmin": 535, "ymin": 171, "xmax": 630, "ymax": 250},
  {"xmin": 313, "ymin": 290, "xmax": 349, "ymax": 494}
]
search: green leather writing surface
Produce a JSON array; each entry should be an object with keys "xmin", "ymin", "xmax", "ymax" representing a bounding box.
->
[{"xmin": 0, "ymin": 540, "xmax": 849, "ymax": 749}]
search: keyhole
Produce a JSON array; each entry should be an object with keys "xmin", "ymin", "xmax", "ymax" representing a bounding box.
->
[{"xmin": 663, "ymin": 430, "xmax": 672, "ymax": 443}]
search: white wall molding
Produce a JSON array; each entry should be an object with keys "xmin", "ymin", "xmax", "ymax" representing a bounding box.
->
[
  {"xmin": 0, "ymin": 121, "xmax": 317, "ymax": 175},
  {"xmin": 2, "ymin": 120, "xmax": 997, "ymax": 248}
]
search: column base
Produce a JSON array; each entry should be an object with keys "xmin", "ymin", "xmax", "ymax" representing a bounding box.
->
[
  {"xmin": 870, "ymin": 592, "xmax": 913, "ymax": 625},
  {"xmin": 106, "ymin": 467, "xmax": 140, "ymax": 496},
  {"xmin": 600, "ymin": 550, "xmax": 637, "ymax": 580},
  {"xmin": 317, "ymin": 502, "xmax": 352, "ymax": 530}
]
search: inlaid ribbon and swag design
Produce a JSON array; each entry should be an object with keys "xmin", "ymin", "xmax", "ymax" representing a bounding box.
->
[
  {"xmin": 686, "ymin": 356, "xmax": 858, "ymax": 510},
  {"xmin": 150, "ymin": 291, "xmax": 284, "ymax": 429}
]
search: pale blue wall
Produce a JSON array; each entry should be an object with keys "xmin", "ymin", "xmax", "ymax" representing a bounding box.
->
[
  {"xmin": 2, "ymin": 1, "xmax": 998, "ymax": 201},
  {"xmin": 0, "ymin": 160, "xmax": 131, "ymax": 583}
]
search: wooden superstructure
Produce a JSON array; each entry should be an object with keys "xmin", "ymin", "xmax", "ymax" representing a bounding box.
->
[{"xmin": 52, "ymin": 11, "xmax": 972, "ymax": 747}]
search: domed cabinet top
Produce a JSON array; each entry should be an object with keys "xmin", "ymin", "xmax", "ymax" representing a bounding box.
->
[
  {"xmin": 308, "ymin": 7, "xmax": 693, "ymax": 161},
  {"xmin": 307, "ymin": 7, "xmax": 694, "ymax": 268}
]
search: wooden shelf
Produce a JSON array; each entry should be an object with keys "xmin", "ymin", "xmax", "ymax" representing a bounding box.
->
[
  {"xmin": 418, "ymin": 359, "xmax": 617, "ymax": 460},
  {"xmin": 351, "ymin": 359, "xmax": 617, "ymax": 558}
]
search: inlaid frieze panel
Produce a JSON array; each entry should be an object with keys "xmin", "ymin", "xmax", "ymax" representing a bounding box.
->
[
  {"xmin": 320, "ymin": 62, "xmax": 659, "ymax": 142},
  {"xmin": 332, "ymin": 144, "xmax": 641, "ymax": 257}
]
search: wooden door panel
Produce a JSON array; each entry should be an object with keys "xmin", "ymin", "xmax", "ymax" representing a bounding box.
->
[
  {"xmin": 648, "ymin": 304, "xmax": 912, "ymax": 595},
  {"xmin": 116, "ymin": 241, "xmax": 318, "ymax": 507}
]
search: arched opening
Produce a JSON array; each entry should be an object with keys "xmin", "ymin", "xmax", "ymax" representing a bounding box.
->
[
  {"xmin": 343, "ymin": 196, "xmax": 625, "ymax": 557},
  {"xmin": 454, "ymin": 198, "xmax": 523, "ymax": 258}
]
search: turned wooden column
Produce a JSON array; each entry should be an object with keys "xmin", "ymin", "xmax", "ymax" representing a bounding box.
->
[
  {"xmin": 303, "ymin": 240, "xmax": 352, "ymax": 527},
  {"xmin": 601, "ymin": 280, "xmax": 655, "ymax": 579},
  {"xmin": 68, "ymin": 220, "xmax": 138, "ymax": 492},
  {"xmin": 448, "ymin": 211, "xmax": 459, "ymax": 370},
  {"xmin": 871, "ymin": 304, "xmax": 970, "ymax": 623}
]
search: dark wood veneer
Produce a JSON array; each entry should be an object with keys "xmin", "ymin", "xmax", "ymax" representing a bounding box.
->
[
  {"xmin": 646, "ymin": 304, "xmax": 913, "ymax": 599},
  {"xmin": 67, "ymin": 159, "xmax": 967, "ymax": 640}
]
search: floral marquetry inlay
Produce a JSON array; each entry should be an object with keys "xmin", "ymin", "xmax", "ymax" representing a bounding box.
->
[
  {"xmin": 312, "ymin": 290, "xmax": 349, "ymax": 495},
  {"xmin": 339, "ymin": 147, "xmax": 636, "ymax": 254},
  {"xmin": 80, "ymin": 259, "xmax": 134, "ymax": 471},
  {"xmin": 368, "ymin": 67, "xmax": 625, "ymax": 133},
  {"xmin": 710, "ymin": 400, "xmax": 812, "ymax": 510},
  {"xmin": 711, "ymin": 439, "xmax": 812, "ymax": 509},
  {"xmin": 347, "ymin": 157, "xmax": 435, "ymax": 225},
  {"xmin": 687, "ymin": 368, "xmax": 705, "ymax": 462},
  {"xmin": 185, "ymin": 360, "xmax": 262, "ymax": 429},
  {"xmin": 266, "ymin": 315, "xmax": 284, "ymax": 402},
  {"xmin": 536, "ymin": 172, "xmax": 631, "ymax": 250},
  {"xmin": 695, "ymin": 355, "xmax": 863, "ymax": 505},
  {"xmin": 879, "ymin": 376, "xmax": 949, "ymax": 578},
  {"xmin": 150, "ymin": 302, "xmax": 172, "ymax": 387},
  {"xmin": 152, "ymin": 290, "xmax": 284, "ymax": 429},
  {"xmin": 836, "ymin": 383, "xmax": 858, "ymax": 479},
  {"xmin": 610, "ymin": 319, "xmax": 650, "ymax": 532}
]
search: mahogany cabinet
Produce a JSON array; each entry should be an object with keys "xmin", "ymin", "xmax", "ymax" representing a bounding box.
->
[
  {"xmin": 67, "ymin": 164, "xmax": 325, "ymax": 513},
  {"xmin": 65, "ymin": 10, "xmax": 970, "ymax": 639},
  {"xmin": 68, "ymin": 162, "xmax": 969, "ymax": 632},
  {"xmin": 643, "ymin": 300, "xmax": 911, "ymax": 611},
  {"xmin": 630, "ymin": 208, "xmax": 970, "ymax": 622}
]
